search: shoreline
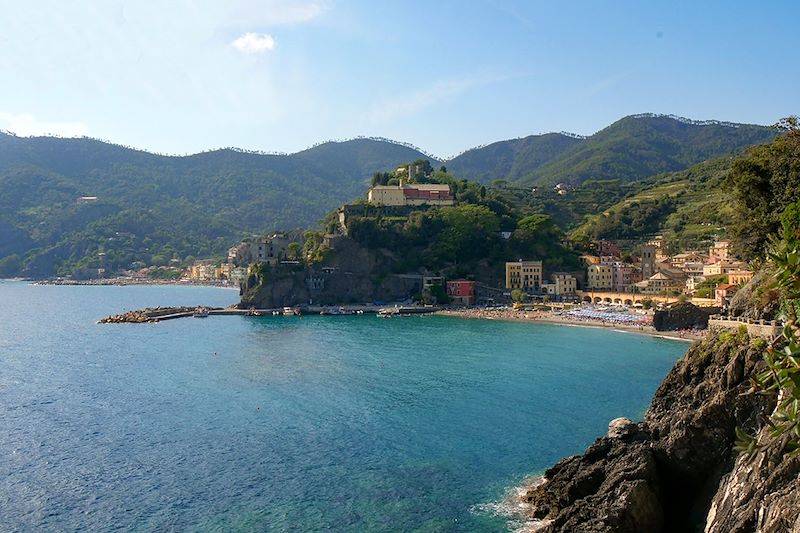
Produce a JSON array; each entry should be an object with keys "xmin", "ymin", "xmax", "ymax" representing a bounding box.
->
[
  {"xmin": 435, "ymin": 309, "xmax": 703, "ymax": 343},
  {"xmin": 28, "ymin": 279, "xmax": 241, "ymax": 290}
]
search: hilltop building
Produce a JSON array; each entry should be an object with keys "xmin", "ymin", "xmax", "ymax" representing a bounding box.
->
[
  {"xmin": 505, "ymin": 260, "xmax": 543, "ymax": 291},
  {"xmin": 367, "ymin": 182, "xmax": 453, "ymax": 207}
]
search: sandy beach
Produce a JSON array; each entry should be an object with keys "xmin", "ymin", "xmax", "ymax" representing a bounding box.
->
[{"xmin": 436, "ymin": 308, "xmax": 704, "ymax": 342}]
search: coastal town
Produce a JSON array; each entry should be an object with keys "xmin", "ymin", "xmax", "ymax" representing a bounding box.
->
[{"xmin": 90, "ymin": 165, "xmax": 764, "ymax": 341}]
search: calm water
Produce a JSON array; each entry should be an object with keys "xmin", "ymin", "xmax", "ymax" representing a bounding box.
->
[{"xmin": 0, "ymin": 281, "xmax": 686, "ymax": 531}]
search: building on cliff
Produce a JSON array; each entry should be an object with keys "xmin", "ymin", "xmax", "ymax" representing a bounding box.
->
[
  {"xmin": 367, "ymin": 182, "xmax": 454, "ymax": 207},
  {"xmin": 255, "ymin": 233, "xmax": 291, "ymax": 266}
]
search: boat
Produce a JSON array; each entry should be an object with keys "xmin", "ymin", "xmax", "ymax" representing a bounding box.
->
[{"xmin": 193, "ymin": 307, "xmax": 209, "ymax": 318}]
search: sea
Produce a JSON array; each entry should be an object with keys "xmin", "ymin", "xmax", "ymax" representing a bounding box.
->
[{"xmin": 0, "ymin": 281, "xmax": 687, "ymax": 531}]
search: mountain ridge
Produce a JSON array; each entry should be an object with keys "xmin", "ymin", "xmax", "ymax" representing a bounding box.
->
[{"xmin": 0, "ymin": 114, "xmax": 781, "ymax": 277}]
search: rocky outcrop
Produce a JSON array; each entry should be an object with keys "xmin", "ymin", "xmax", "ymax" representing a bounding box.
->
[
  {"xmin": 727, "ymin": 267, "xmax": 780, "ymax": 321},
  {"xmin": 240, "ymin": 237, "xmax": 425, "ymax": 308},
  {"xmin": 653, "ymin": 302, "xmax": 719, "ymax": 331},
  {"xmin": 520, "ymin": 328, "xmax": 799, "ymax": 532}
]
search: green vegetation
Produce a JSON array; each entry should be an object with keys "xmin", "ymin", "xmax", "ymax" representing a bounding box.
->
[
  {"xmin": 449, "ymin": 114, "xmax": 777, "ymax": 187},
  {"xmin": 342, "ymin": 165, "xmax": 582, "ymax": 280},
  {"xmin": 0, "ymin": 114, "xmax": 778, "ymax": 277},
  {"xmin": 737, "ymin": 201, "xmax": 800, "ymax": 456},
  {"xmin": 728, "ymin": 117, "xmax": 800, "ymax": 260},
  {"xmin": 0, "ymin": 135, "xmax": 432, "ymax": 277},
  {"xmin": 571, "ymin": 156, "xmax": 737, "ymax": 252}
]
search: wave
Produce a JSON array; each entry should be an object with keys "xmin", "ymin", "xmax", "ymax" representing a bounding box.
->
[{"xmin": 470, "ymin": 475, "xmax": 553, "ymax": 532}]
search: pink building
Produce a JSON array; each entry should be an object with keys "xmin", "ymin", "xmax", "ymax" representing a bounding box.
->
[{"xmin": 446, "ymin": 280, "xmax": 475, "ymax": 305}]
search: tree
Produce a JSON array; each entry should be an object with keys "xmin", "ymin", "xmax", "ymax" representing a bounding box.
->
[
  {"xmin": 511, "ymin": 289, "xmax": 527, "ymax": 303},
  {"xmin": 728, "ymin": 123, "xmax": 800, "ymax": 259},
  {"xmin": 286, "ymin": 242, "xmax": 302, "ymax": 260}
]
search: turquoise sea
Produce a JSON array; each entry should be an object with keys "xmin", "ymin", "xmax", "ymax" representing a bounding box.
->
[{"xmin": 0, "ymin": 281, "xmax": 687, "ymax": 531}]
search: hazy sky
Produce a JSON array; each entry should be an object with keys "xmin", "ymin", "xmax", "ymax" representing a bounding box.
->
[{"xmin": 0, "ymin": 1, "xmax": 797, "ymax": 158}]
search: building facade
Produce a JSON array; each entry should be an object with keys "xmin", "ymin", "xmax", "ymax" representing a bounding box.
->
[
  {"xmin": 446, "ymin": 280, "xmax": 476, "ymax": 305},
  {"xmin": 367, "ymin": 183, "xmax": 454, "ymax": 207},
  {"xmin": 255, "ymin": 234, "xmax": 290, "ymax": 266},
  {"xmin": 587, "ymin": 264, "xmax": 614, "ymax": 290},
  {"xmin": 505, "ymin": 260, "xmax": 543, "ymax": 291}
]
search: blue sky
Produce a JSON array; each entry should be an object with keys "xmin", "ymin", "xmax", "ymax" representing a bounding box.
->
[{"xmin": 0, "ymin": 1, "xmax": 796, "ymax": 158}]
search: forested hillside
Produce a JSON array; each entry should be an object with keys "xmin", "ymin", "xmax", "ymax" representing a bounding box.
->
[
  {"xmin": 448, "ymin": 114, "xmax": 776, "ymax": 186},
  {"xmin": 0, "ymin": 114, "xmax": 779, "ymax": 277},
  {"xmin": 0, "ymin": 135, "xmax": 432, "ymax": 276}
]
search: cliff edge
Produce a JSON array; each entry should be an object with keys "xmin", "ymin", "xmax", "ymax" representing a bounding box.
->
[{"xmin": 521, "ymin": 328, "xmax": 799, "ymax": 532}]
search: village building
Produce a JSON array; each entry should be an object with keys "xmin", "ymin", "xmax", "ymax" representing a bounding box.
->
[
  {"xmin": 446, "ymin": 280, "xmax": 475, "ymax": 305},
  {"xmin": 611, "ymin": 263, "xmax": 641, "ymax": 292},
  {"xmin": 227, "ymin": 242, "xmax": 250, "ymax": 265},
  {"xmin": 635, "ymin": 271, "xmax": 684, "ymax": 294},
  {"xmin": 715, "ymin": 283, "xmax": 739, "ymax": 307},
  {"xmin": 681, "ymin": 261, "xmax": 706, "ymax": 277},
  {"xmin": 541, "ymin": 273, "xmax": 578, "ymax": 297},
  {"xmin": 669, "ymin": 252, "xmax": 708, "ymax": 269},
  {"xmin": 708, "ymin": 240, "xmax": 732, "ymax": 261},
  {"xmin": 728, "ymin": 270, "xmax": 754, "ymax": 286},
  {"xmin": 587, "ymin": 264, "xmax": 614, "ymax": 290},
  {"xmin": 597, "ymin": 240, "xmax": 621, "ymax": 258},
  {"xmin": 367, "ymin": 182, "xmax": 454, "ymax": 207},
  {"xmin": 505, "ymin": 260, "xmax": 543, "ymax": 291},
  {"xmin": 255, "ymin": 233, "xmax": 290, "ymax": 266},
  {"xmin": 187, "ymin": 260, "xmax": 216, "ymax": 281},
  {"xmin": 703, "ymin": 261, "xmax": 750, "ymax": 277},
  {"xmin": 685, "ymin": 275, "xmax": 707, "ymax": 294}
]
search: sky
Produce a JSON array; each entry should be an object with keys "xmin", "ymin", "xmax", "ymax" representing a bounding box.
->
[{"xmin": 0, "ymin": 0, "xmax": 797, "ymax": 159}]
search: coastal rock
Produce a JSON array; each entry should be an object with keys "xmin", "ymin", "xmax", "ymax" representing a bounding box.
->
[
  {"xmin": 607, "ymin": 417, "xmax": 635, "ymax": 439},
  {"xmin": 652, "ymin": 302, "xmax": 718, "ymax": 331},
  {"xmin": 727, "ymin": 266, "xmax": 780, "ymax": 321},
  {"xmin": 521, "ymin": 329, "xmax": 785, "ymax": 532}
]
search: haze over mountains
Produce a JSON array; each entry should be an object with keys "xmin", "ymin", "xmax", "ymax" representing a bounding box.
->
[{"xmin": 0, "ymin": 114, "xmax": 779, "ymax": 277}]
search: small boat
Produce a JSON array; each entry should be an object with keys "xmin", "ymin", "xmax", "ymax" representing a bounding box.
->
[{"xmin": 193, "ymin": 307, "xmax": 209, "ymax": 318}]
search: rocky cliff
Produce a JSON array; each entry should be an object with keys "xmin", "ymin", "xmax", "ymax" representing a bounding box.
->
[
  {"xmin": 521, "ymin": 328, "xmax": 800, "ymax": 532},
  {"xmin": 239, "ymin": 237, "xmax": 424, "ymax": 308}
]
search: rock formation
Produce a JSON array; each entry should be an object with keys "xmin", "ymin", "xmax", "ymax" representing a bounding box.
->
[
  {"xmin": 520, "ymin": 329, "xmax": 800, "ymax": 532},
  {"xmin": 652, "ymin": 302, "xmax": 718, "ymax": 331}
]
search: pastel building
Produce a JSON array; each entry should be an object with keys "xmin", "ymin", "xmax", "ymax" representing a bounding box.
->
[
  {"xmin": 542, "ymin": 273, "xmax": 578, "ymax": 296},
  {"xmin": 446, "ymin": 280, "xmax": 475, "ymax": 305},
  {"xmin": 505, "ymin": 260, "xmax": 543, "ymax": 291},
  {"xmin": 587, "ymin": 264, "xmax": 614, "ymax": 290}
]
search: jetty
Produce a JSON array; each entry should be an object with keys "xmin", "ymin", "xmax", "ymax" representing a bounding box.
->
[{"xmin": 99, "ymin": 304, "xmax": 443, "ymax": 323}]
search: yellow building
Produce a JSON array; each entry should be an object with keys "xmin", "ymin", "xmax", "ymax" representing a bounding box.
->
[
  {"xmin": 728, "ymin": 270, "xmax": 754, "ymax": 286},
  {"xmin": 505, "ymin": 260, "xmax": 543, "ymax": 290},
  {"xmin": 587, "ymin": 264, "xmax": 614, "ymax": 290},
  {"xmin": 542, "ymin": 273, "xmax": 578, "ymax": 296}
]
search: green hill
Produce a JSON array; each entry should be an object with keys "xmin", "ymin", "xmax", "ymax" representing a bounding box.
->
[
  {"xmin": 445, "ymin": 132, "xmax": 581, "ymax": 183},
  {"xmin": 447, "ymin": 114, "xmax": 777, "ymax": 186},
  {"xmin": 570, "ymin": 155, "xmax": 737, "ymax": 251},
  {"xmin": 0, "ymin": 134, "xmax": 432, "ymax": 276},
  {"xmin": 0, "ymin": 114, "xmax": 779, "ymax": 278}
]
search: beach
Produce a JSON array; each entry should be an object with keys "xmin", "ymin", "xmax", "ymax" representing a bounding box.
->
[{"xmin": 436, "ymin": 307, "xmax": 705, "ymax": 342}]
